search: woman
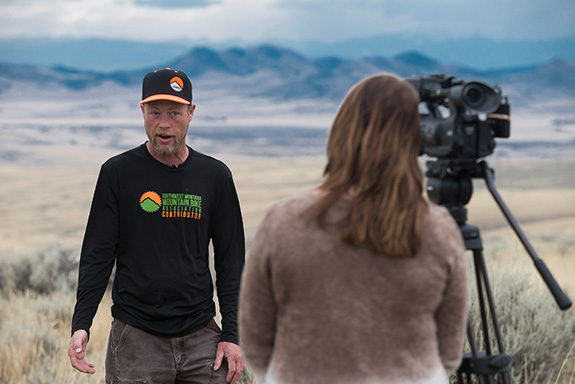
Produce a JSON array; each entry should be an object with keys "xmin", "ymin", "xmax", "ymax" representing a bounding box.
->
[{"xmin": 239, "ymin": 74, "xmax": 469, "ymax": 384}]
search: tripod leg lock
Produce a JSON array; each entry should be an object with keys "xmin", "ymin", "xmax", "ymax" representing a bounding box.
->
[{"xmin": 458, "ymin": 351, "xmax": 512, "ymax": 376}]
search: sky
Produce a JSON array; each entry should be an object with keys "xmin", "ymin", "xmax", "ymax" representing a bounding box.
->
[{"xmin": 1, "ymin": 0, "xmax": 574, "ymax": 45}]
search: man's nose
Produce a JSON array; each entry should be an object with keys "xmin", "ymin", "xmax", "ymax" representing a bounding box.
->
[{"xmin": 158, "ymin": 114, "xmax": 171, "ymax": 127}]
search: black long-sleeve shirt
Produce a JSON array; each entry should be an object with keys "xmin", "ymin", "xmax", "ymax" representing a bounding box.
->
[{"xmin": 71, "ymin": 144, "xmax": 245, "ymax": 343}]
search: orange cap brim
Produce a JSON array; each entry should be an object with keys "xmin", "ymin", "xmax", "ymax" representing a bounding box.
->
[{"xmin": 140, "ymin": 94, "xmax": 191, "ymax": 105}]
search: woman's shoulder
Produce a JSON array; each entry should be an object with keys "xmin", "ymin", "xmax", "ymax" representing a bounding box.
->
[
  {"xmin": 424, "ymin": 202, "xmax": 456, "ymax": 227},
  {"xmin": 422, "ymin": 202, "xmax": 466, "ymax": 256},
  {"xmin": 267, "ymin": 190, "xmax": 320, "ymax": 216},
  {"xmin": 251, "ymin": 190, "xmax": 320, "ymax": 242}
]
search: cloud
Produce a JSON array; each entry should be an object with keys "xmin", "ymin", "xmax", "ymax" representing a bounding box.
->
[
  {"xmin": 0, "ymin": 0, "xmax": 573, "ymax": 43},
  {"xmin": 274, "ymin": 0, "xmax": 575, "ymax": 42},
  {"xmin": 133, "ymin": 0, "xmax": 220, "ymax": 8}
]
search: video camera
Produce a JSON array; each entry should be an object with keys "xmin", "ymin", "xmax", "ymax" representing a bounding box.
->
[{"xmin": 405, "ymin": 74, "xmax": 510, "ymax": 160}]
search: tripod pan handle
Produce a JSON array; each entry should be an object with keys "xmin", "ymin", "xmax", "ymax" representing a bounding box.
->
[{"xmin": 534, "ymin": 259, "xmax": 572, "ymax": 310}]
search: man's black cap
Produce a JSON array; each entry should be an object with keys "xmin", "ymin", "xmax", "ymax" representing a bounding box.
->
[{"xmin": 140, "ymin": 68, "xmax": 192, "ymax": 105}]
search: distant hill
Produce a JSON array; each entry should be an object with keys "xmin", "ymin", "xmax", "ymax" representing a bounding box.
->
[
  {"xmin": 1, "ymin": 36, "xmax": 574, "ymax": 71},
  {"xmin": 1, "ymin": 45, "xmax": 574, "ymax": 106}
]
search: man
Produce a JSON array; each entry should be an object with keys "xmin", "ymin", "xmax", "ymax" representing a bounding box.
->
[{"xmin": 68, "ymin": 68, "xmax": 246, "ymax": 384}]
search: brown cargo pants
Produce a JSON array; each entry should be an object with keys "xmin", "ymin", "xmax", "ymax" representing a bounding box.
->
[{"xmin": 105, "ymin": 318, "xmax": 229, "ymax": 384}]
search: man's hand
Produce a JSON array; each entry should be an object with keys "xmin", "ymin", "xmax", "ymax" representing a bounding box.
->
[
  {"xmin": 68, "ymin": 329, "xmax": 96, "ymax": 374},
  {"xmin": 214, "ymin": 341, "xmax": 245, "ymax": 384}
]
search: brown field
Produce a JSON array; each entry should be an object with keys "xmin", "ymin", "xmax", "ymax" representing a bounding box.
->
[
  {"xmin": 1, "ymin": 147, "xmax": 573, "ymax": 271},
  {"xmin": 0, "ymin": 145, "xmax": 574, "ymax": 383},
  {"xmin": 1, "ymin": 145, "xmax": 574, "ymax": 297}
]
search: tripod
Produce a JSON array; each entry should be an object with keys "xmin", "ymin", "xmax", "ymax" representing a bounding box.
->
[{"xmin": 425, "ymin": 159, "xmax": 572, "ymax": 384}]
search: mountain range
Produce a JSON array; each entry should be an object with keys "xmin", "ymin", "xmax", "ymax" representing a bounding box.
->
[
  {"xmin": 1, "ymin": 44, "xmax": 574, "ymax": 106},
  {"xmin": 2, "ymin": 36, "xmax": 574, "ymax": 71},
  {"xmin": 1, "ymin": 44, "xmax": 574, "ymax": 159}
]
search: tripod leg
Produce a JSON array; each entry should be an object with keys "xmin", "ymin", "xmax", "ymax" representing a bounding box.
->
[
  {"xmin": 472, "ymin": 248, "xmax": 512, "ymax": 384},
  {"xmin": 462, "ymin": 318, "xmax": 486, "ymax": 384},
  {"xmin": 457, "ymin": 223, "xmax": 512, "ymax": 383},
  {"xmin": 473, "ymin": 250, "xmax": 493, "ymax": 357},
  {"xmin": 480, "ymin": 161, "xmax": 572, "ymax": 310}
]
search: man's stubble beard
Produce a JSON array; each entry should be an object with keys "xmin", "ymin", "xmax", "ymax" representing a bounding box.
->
[{"xmin": 150, "ymin": 135, "xmax": 182, "ymax": 157}]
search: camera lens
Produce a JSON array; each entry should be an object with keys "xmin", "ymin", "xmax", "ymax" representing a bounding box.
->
[
  {"xmin": 464, "ymin": 85, "xmax": 485, "ymax": 107},
  {"xmin": 457, "ymin": 82, "xmax": 500, "ymax": 113}
]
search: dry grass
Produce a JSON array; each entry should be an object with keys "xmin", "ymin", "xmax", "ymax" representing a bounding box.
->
[
  {"xmin": 462, "ymin": 250, "xmax": 575, "ymax": 383},
  {"xmin": 1, "ymin": 247, "xmax": 573, "ymax": 383},
  {"xmin": 0, "ymin": 149, "xmax": 574, "ymax": 383}
]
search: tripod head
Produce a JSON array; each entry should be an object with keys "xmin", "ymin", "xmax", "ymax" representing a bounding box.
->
[
  {"xmin": 424, "ymin": 158, "xmax": 485, "ymax": 252},
  {"xmin": 425, "ymin": 159, "xmax": 474, "ymax": 225}
]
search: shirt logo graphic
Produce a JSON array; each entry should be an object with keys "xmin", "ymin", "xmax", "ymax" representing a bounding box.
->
[
  {"xmin": 140, "ymin": 191, "xmax": 162, "ymax": 213},
  {"xmin": 139, "ymin": 191, "xmax": 202, "ymax": 219}
]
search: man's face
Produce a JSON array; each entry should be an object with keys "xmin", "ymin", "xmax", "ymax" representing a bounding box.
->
[{"xmin": 141, "ymin": 100, "xmax": 195, "ymax": 157}]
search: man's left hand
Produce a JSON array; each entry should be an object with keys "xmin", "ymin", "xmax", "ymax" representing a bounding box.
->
[{"xmin": 214, "ymin": 341, "xmax": 245, "ymax": 384}]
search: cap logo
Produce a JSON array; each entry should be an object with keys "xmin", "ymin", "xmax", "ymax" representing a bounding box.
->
[{"xmin": 170, "ymin": 77, "xmax": 184, "ymax": 92}]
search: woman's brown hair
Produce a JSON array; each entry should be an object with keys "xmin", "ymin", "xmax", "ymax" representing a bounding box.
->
[{"xmin": 309, "ymin": 74, "xmax": 428, "ymax": 257}]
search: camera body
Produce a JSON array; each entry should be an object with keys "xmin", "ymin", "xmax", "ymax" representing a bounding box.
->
[{"xmin": 405, "ymin": 74, "xmax": 510, "ymax": 160}]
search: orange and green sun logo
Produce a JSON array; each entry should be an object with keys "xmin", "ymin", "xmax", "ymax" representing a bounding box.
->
[{"xmin": 140, "ymin": 191, "xmax": 162, "ymax": 213}]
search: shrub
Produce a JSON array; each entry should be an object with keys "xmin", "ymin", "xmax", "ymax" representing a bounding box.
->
[{"xmin": 0, "ymin": 242, "xmax": 79, "ymax": 295}]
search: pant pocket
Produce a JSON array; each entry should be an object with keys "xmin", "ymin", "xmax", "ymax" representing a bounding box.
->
[
  {"xmin": 106, "ymin": 320, "xmax": 147, "ymax": 383},
  {"xmin": 109, "ymin": 318, "xmax": 132, "ymax": 353}
]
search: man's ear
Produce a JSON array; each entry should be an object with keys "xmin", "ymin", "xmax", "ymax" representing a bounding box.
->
[{"xmin": 189, "ymin": 104, "xmax": 196, "ymax": 122}]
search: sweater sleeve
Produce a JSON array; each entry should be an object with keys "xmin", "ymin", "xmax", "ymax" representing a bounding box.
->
[
  {"xmin": 239, "ymin": 209, "xmax": 278, "ymax": 381},
  {"xmin": 434, "ymin": 209, "xmax": 469, "ymax": 374},
  {"xmin": 212, "ymin": 174, "xmax": 246, "ymax": 344},
  {"xmin": 71, "ymin": 165, "xmax": 119, "ymax": 336}
]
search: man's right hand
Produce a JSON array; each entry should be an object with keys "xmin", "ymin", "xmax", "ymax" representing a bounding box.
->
[{"xmin": 68, "ymin": 329, "xmax": 96, "ymax": 374}]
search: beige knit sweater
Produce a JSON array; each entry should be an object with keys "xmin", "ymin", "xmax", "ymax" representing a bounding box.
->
[{"xmin": 239, "ymin": 191, "xmax": 469, "ymax": 384}]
